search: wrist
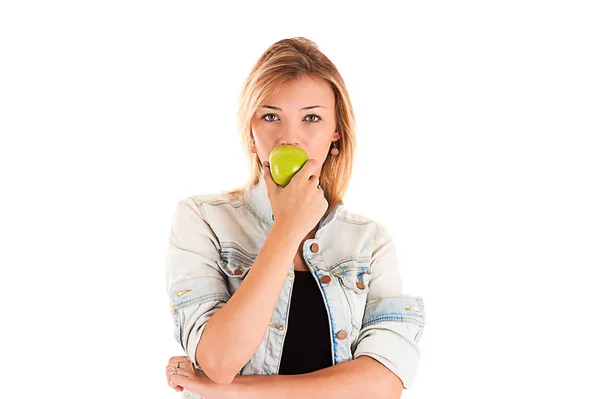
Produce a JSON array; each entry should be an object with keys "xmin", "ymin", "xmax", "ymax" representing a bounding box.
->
[{"xmin": 270, "ymin": 221, "xmax": 304, "ymax": 245}]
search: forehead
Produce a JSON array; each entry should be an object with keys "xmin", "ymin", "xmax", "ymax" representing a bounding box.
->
[{"xmin": 263, "ymin": 75, "xmax": 334, "ymax": 109}]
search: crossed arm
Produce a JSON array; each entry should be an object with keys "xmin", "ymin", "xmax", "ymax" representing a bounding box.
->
[{"xmin": 167, "ymin": 355, "xmax": 403, "ymax": 399}]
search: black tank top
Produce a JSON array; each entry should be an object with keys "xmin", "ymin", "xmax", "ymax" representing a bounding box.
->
[{"xmin": 278, "ymin": 270, "xmax": 333, "ymax": 375}]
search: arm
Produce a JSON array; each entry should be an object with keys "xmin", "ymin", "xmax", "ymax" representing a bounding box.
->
[
  {"xmin": 166, "ymin": 198, "xmax": 304, "ymax": 385},
  {"xmin": 228, "ymin": 356, "xmax": 403, "ymax": 399},
  {"xmin": 169, "ymin": 356, "xmax": 402, "ymax": 399},
  {"xmin": 197, "ymin": 219, "xmax": 303, "ymax": 384},
  {"xmin": 351, "ymin": 223, "xmax": 426, "ymax": 391}
]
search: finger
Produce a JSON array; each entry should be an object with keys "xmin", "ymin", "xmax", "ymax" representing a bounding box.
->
[
  {"xmin": 296, "ymin": 159, "xmax": 321, "ymax": 182},
  {"xmin": 168, "ymin": 375, "xmax": 184, "ymax": 392},
  {"xmin": 177, "ymin": 360, "xmax": 195, "ymax": 374},
  {"xmin": 166, "ymin": 367, "xmax": 176, "ymax": 381},
  {"xmin": 167, "ymin": 357, "xmax": 193, "ymax": 370},
  {"xmin": 165, "ymin": 361, "xmax": 192, "ymax": 373},
  {"xmin": 167, "ymin": 356, "xmax": 189, "ymax": 367},
  {"xmin": 166, "ymin": 358, "xmax": 187, "ymax": 369},
  {"xmin": 308, "ymin": 173, "xmax": 319, "ymax": 187},
  {"xmin": 262, "ymin": 161, "xmax": 279, "ymax": 190},
  {"xmin": 308, "ymin": 167, "xmax": 323, "ymax": 188},
  {"xmin": 165, "ymin": 363, "xmax": 182, "ymax": 374},
  {"xmin": 166, "ymin": 366, "xmax": 195, "ymax": 379},
  {"xmin": 166, "ymin": 357, "xmax": 190, "ymax": 372},
  {"xmin": 308, "ymin": 166, "xmax": 322, "ymax": 181},
  {"xmin": 167, "ymin": 374, "xmax": 177, "ymax": 391},
  {"xmin": 170, "ymin": 374, "xmax": 199, "ymax": 392},
  {"xmin": 170, "ymin": 375, "xmax": 187, "ymax": 391},
  {"xmin": 167, "ymin": 370, "xmax": 180, "ymax": 391}
]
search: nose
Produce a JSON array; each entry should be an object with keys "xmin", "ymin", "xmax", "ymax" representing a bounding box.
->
[
  {"xmin": 279, "ymin": 134, "xmax": 300, "ymax": 147},
  {"xmin": 278, "ymin": 124, "xmax": 301, "ymax": 147}
]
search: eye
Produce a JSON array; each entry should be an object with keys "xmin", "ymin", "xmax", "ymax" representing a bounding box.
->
[
  {"xmin": 304, "ymin": 114, "xmax": 322, "ymax": 123},
  {"xmin": 260, "ymin": 113, "xmax": 322, "ymax": 123},
  {"xmin": 261, "ymin": 113, "xmax": 279, "ymax": 122}
]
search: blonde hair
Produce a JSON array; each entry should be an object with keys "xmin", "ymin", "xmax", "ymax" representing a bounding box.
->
[{"xmin": 226, "ymin": 37, "xmax": 356, "ymax": 216}]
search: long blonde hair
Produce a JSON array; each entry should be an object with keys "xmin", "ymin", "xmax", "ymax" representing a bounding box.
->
[{"xmin": 227, "ymin": 37, "xmax": 356, "ymax": 216}]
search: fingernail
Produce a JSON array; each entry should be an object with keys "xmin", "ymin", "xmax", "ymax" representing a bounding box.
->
[{"xmin": 264, "ymin": 161, "xmax": 270, "ymax": 168}]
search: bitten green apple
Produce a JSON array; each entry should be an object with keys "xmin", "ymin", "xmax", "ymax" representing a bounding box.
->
[{"xmin": 268, "ymin": 145, "xmax": 309, "ymax": 187}]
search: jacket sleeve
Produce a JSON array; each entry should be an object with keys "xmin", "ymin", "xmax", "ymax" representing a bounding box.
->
[
  {"xmin": 352, "ymin": 223, "xmax": 425, "ymax": 389},
  {"xmin": 165, "ymin": 197, "xmax": 231, "ymax": 369}
]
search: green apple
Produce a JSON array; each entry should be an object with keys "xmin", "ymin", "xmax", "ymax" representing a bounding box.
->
[{"xmin": 268, "ymin": 145, "xmax": 309, "ymax": 187}]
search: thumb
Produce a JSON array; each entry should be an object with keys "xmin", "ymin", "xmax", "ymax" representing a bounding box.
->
[
  {"xmin": 170, "ymin": 375, "xmax": 187, "ymax": 390},
  {"xmin": 262, "ymin": 161, "xmax": 277, "ymax": 190}
]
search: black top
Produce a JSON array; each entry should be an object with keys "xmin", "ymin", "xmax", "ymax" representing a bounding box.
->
[{"xmin": 278, "ymin": 270, "xmax": 333, "ymax": 375}]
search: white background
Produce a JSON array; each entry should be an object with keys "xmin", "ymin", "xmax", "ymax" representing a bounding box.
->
[{"xmin": 1, "ymin": 1, "xmax": 598, "ymax": 398}]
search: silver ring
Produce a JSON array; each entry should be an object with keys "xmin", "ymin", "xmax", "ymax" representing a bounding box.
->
[{"xmin": 170, "ymin": 367, "xmax": 177, "ymax": 375}]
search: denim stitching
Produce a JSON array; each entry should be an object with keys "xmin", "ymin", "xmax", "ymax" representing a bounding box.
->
[
  {"xmin": 363, "ymin": 315, "xmax": 425, "ymax": 328},
  {"xmin": 173, "ymin": 292, "xmax": 230, "ymax": 309}
]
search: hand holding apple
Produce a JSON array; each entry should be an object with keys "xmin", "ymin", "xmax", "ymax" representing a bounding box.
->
[{"xmin": 262, "ymin": 146, "xmax": 328, "ymax": 240}]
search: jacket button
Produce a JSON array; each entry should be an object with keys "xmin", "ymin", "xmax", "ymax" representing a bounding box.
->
[
  {"xmin": 320, "ymin": 275, "xmax": 331, "ymax": 284},
  {"xmin": 310, "ymin": 243, "xmax": 319, "ymax": 253},
  {"xmin": 234, "ymin": 268, "xmax": 243, "ymax": 275},
  {"xmin": 356, "ymin": 281, "xmax": 365, "ymax": 290},
  {"xmin": 337, "ymin": 330, "xmax": 348, "ymax": 340}
]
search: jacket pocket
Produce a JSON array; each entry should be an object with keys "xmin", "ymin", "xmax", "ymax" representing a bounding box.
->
[
  {"xmin": 217, "ymin": 244, "xmax": 256, "ymax": 279},
  {"xmin": 333, "ymin": 258, "xmax": 372, "ymax": 292},
  {"xmin": 332, "ymin": 258, "xmax": 372, "ymax": 332},
  {"xmin": 337, "ymin": 270, "xmax": 371, "ymax": 294}
]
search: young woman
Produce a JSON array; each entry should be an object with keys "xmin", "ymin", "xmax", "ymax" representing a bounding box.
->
[{"xmin": 164, "ymin": 37, "xmax": 425, "ymax": 399}]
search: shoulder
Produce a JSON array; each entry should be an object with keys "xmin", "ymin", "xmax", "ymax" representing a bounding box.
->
[
  {"xmin": 335, "ymin": 207, "xmax": 388, "ymax": 230},
  {"xmin": 185, "ymin": 189, "xmax": 244, "ymax": 209},
  {"xmin": 174, "ymin": 190, "xmax": 243, "ymax": 219},
  {"xmin": 333, "ymin": 206, "xmax": 394, "ymax": 243},
  {"xmin": 177, "ymin": 190, "xmax": 250, "ymax": 224}
]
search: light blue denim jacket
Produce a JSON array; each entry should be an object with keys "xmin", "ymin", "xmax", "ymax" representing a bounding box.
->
[{"xmin": 165, "ymin": 172, "xmax": 425, "ymax": 397}]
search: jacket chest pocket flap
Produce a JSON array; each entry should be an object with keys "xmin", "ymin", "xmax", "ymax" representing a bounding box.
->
[
  {"xmin": 217, "ymin": 245, "xmax": 255, "ymax": 278},
  {"xmin": 333, "ymin": 259, "xmax": 372, "ymax": 294}
]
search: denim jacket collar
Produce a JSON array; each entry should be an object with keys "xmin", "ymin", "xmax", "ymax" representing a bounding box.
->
[{"xmin": 242, "ymin": 169, "xmax": 344, "ymax": 237}]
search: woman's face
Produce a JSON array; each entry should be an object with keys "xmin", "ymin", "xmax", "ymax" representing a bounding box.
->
[{"xmin": 251, "ymin": 75, "xmax": 340, "ymax": 168}]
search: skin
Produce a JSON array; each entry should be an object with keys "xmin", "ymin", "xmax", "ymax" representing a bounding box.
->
[
  {"xmin": 165, "ymin": 355, "xmax": 403, "ymax": 398},
  {"xmin": 250, "ymin": 74, "xmax": 340, "ymax": 169}
]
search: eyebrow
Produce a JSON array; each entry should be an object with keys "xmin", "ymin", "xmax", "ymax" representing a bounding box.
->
[{"xmin": 261, "ymin": 105, "xmax": 326, "ymax": 111}]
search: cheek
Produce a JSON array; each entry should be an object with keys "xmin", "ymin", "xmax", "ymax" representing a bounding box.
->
[
  {"xmin": 252, "ymin": 140, "xmax": 273, "ymax": 162},
  {"xmin": 252, "ymin": 123, "xmax": 279, "ymax": 143},
  {"xmin": 306, "ymin": 141, "xmax": 330, "ymax": 163}
]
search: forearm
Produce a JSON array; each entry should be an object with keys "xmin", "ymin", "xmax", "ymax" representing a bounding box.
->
[
  {"xmin": 229, "ymin": 356, "xmax": 401, "ymax": 399},
  {"xmin": 198, "ymin": 222, "xmax": 303, "ymax": 383}
]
